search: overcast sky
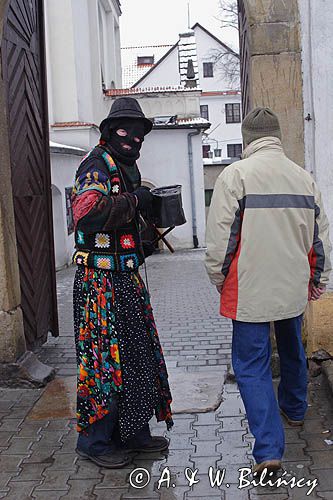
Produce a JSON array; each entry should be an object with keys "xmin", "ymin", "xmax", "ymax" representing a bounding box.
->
[{"xmin": 119, "ymin": 0, "xmax": 238, "ymax": 50}]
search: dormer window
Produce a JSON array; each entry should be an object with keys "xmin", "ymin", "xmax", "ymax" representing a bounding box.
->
[{"xmin": 137, "ymin": 56, "xmax": 154, "ymax": 66}]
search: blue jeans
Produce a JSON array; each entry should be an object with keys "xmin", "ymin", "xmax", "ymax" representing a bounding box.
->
[
  {"xmin": 232, "ymin": 315, "xmax": 307, "ymax": 463},
  {"xmin": 77, "ymin": 399, "xmax": 152, "ymax": 456}
]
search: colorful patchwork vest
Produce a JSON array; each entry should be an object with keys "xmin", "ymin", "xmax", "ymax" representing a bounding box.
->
[{"xmin": 72, "ymin": 147, "xmax": 144, "ymax": 272}]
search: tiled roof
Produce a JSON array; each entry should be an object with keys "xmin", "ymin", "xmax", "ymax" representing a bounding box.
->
[
  {"xmin": 201, "ymin": 91, "xmax": 241, "ymax": 96},
  {"xmin": 104, "ymin": 86, "xmax": 201, "ymax": 96},
  {"xmin": 51, "ymin": 121, "xmax": 98, "ymax": 128}
]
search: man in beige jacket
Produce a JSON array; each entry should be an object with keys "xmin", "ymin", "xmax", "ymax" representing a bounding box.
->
[{"xmin": 205, "ymin": 107, "xmax": 332, "ymax": 474}]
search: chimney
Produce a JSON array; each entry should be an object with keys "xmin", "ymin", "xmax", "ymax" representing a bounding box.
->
[{"xmin": 178, "ymin": 30, "xmax": 199, "ymax": 88}]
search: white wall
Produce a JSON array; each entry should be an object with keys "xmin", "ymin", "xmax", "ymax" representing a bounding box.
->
[
  {"xmin": 299, "ymin": 0, "xmax": 333, "ymax": 248},
  {"xmin": 138, "ymin": 129, "xmax": 206, "ymax": 249},
  {"xmin": 50, "ymin": 150, "xmax": 86, "ymax": 268},
  {"xmin": 44, "ymin": 0, "xmax": 122, "ymax": 136},
  {"xmin": 133, "ymin": 47, "xmax": 180, "ymax": 88},
  {"xmin": 194, "ymin": 25, "xmax": 235, "ymax": 92},
  {"xmin": 201, "ymin": 93, "xmax": 242, "ymax": 159}
]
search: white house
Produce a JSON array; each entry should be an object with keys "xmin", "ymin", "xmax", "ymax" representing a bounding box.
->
[{"xmin": 126, "ymin": 23, "xmax": 243, "ymax": 164}]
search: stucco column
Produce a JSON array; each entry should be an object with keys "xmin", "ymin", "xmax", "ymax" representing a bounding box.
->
[
  {"xmin": 0, "ymin": 0, "xmax": 26, "ymax": 364},
  {"xmin": 238, "ymin": 0, "xmax": 304, "ymax": 166}
]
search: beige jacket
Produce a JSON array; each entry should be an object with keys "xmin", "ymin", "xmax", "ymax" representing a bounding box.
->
[{"xmin": 205, "ymin": 137, "xmax": 332, "ymax": 322}]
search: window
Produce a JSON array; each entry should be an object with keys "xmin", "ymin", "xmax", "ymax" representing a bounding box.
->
[
  {"xmin": 202, "ymin": 145, "xmax": 211, "ymax": 158},
  {"xmin": 203, "ymin": 62, "xmax": 214, "ymax": 78},
  {"xmin": 137, "ymin": 56, "xmax": 154, "ymax": 65},
  {"xmin": 226, "ymin": 103, "xmax": 241, "ymax": 123},
  {"xmin": 214, "ymin": 148, "xmax": 222, "ymax": 158},
  {"xmin": 65, "ymin": 187, "xmax": 74, "ymax": 235},
  {"xmin": 200, "ymin": 105, "xmax": 209, "ymax": 121},
  {"xmin": 227, "ymin": 144, "xmax": 243, "ymax": 158},
  {"xmin": 205, "ymin": 189, "xmax": 214, "ymax": 207}
]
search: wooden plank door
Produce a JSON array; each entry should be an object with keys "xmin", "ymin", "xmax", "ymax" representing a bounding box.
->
[{"xmin": 1, "ymin": 0, "xmax": 59, "ymax": 350}]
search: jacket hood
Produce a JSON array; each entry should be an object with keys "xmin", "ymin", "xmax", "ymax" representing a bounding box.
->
[{"xmin": 242, "ymin": 136, "xmax": 283, "ymax": 160}]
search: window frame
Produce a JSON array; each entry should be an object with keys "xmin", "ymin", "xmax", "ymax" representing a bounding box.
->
[
  {"xmin": 200, "ymin": 104, "xmax": 209, "ymax": 121},
  {"xmin": 203, "ymin": 62, "xmax": 214, "ymax": 78},
  {"xmin": 225, "ymin": 103, "xmax": 241, "ymax": 124},
  {"xmin": 227, "ymin": 143, "xmax": 243, "ymax": 158}
]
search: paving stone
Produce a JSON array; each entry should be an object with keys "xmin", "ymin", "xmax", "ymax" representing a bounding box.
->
[
  {"xmin": 218, "ymin": 417, "xmax": 245, "ymax": 432},
  {"xmin": 93, "ymin": 488, "xmax": 127, "ymax": 500},
  {"xmin": 11, "ymin": 463, "xmax": 50, "ymax": 482},
  {"xmin": 0, "ymin": 401, "xmax": 14, "ymax": 412},
  {"xmin": 69, "ymin": 458, "xmax": 103, "ymax": 480},
  {"xmin": 191, "ymin": 440, "xmax": 221, "ymax": 457},
  {"xmin": 94, "ymin": 468, "xmax": 132, "ymax": 489},
  {"xmin": 5, "ymin": 437, "xmax": 35, "ymax": 454},
  {"xmin": 0, "ymin": 419, "xmax": 23, "ymax": 432},
  {"xmin": 193, "ymin": 413, "xmax": 218, "ymax": 426},
  {"xmin": 47, "ymin": 452, "xmax": 77, "ymax": 471},
  {"xmin": 309, "ymin": 469, "xmax": 333, "ymax": 492},
  {"xmin": 16, "ymin": 421, "xmax": 47, "ymax": 438},
  {"xmin": 282, "ymin": 444, "xmax": 308, "ymax": 462},
  {"xmin": 34, "ymin": 469, "xmax": 71, "ymax": 491},
  {"xmin": 33, "ymin": 492, "xmax": 66, "ymax": 500},
  {"xmin": 0, "ymin": 431, "xmax": 13, "ymax": 447},
  {"xmin": 63, "ymin": 479, "xmax": 98, "ymax": 499},
  {"xmin": 309, "ymin": 451, "xmax": 333, "ymax": 470},
  {"xmin": 4, "ymin": 480, "xmax": 41, "ymax": 499},
  {"xmin": 0, "ymin": 473, "xmax": 17, "ymax": 491},
  {"xmin": 46, "ymin": 419, "xmax": 72, "ymax": 431},
  {"xmin": 0, "ymin": 454, "xmax": 25, "ymax": 472}
]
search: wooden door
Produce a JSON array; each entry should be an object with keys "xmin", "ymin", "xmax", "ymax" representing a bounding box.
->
[{"xmin": 1, "ymin": 0, "xmax": 59, "ymax": 349}]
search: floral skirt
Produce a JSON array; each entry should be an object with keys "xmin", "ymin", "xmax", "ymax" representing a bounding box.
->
[{"xmin": 73, "ymin": 266, "xmax": 173, "ymax": 442}]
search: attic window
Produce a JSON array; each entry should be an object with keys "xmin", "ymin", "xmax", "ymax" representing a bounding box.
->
[{"xmin": 137, "ymin": 56, "xmax": 154, "ymax": 66}]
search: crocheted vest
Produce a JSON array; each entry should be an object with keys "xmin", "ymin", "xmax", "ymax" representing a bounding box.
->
[{"xmin": 72, "ymin": 148, "xmax": 144, "ymax": 272}]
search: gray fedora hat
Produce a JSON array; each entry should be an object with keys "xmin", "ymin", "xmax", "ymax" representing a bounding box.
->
[{"xmin": 99, "ymin": 97, "xmax": 153, "ymax": 135}]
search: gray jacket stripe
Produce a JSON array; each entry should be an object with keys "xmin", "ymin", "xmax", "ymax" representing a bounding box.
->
[
  {"xmin": 245, "ymin": 194, "xmax": 315, "ymax": 209},
  {"xmin": 221, "ymin": 204, "xmax": 243, "ymax": 277},
  {"xmin": 313, "ymin": 204, "xmax": 325, "ymax": 285}
]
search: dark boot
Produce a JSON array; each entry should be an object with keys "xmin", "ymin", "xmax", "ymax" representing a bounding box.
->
[{"xmin": 76, "ymin": 448, "xmax": 131, "ymax": 468}]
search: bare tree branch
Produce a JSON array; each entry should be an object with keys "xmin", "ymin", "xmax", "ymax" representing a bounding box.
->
[
  {"xmin": 217, "ymin": 0, "xmax": 239, "ymax": 31},
  {"xmin": 210, "ymin": 0, "xmax": 240, "ymax": 88}
]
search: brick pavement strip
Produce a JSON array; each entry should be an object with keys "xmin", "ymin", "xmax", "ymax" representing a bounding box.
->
[{"xmin": 0, "ymin": 251, "xmax": 332, "ymax": 499}]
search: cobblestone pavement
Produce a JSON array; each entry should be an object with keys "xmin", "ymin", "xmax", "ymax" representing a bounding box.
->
[{"xmin": 0, "ymin": 250, "xmax": 332, "ymax": 499}]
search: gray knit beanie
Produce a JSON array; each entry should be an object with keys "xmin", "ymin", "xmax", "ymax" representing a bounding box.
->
[{"xmin": 242, "ymin": 107, "xmax": 282, "ymax": 146}]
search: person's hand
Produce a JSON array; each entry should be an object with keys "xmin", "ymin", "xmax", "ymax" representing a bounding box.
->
[
  {"xmin": 133, "ymin": 186, "xmax": 153, "ymax": 212},
  {"xmin": 216, "ymin": 284, "xmax": 223, "ymax": 294},
  {"xmin": 309, "ymin": 283, "xmax": 326, "ymax": 301}
]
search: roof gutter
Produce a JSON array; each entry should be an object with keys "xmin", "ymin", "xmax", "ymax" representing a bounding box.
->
[{"xmin": 187, "ymin": 128, "xmax": 201, "ymax": 248}]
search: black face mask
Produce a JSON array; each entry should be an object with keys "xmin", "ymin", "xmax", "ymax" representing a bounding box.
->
[{"xmin": 103, "ymin": 118, "xmax": 145, "ymax": 165}]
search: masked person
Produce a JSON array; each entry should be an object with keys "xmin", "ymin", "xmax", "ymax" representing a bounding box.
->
[{"xmin": 71, "ymin": 97, "xmax": 173, "ymax": 468}]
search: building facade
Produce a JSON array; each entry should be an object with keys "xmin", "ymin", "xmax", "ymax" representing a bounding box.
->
[{"xmin": 125, "ymin": 23, "xmax": 243, "ymax": 164}]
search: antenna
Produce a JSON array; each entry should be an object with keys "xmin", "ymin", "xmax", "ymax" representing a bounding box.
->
[{"xmin": 187, "ymin": 2, "xmax": 191, "ymax": 29}]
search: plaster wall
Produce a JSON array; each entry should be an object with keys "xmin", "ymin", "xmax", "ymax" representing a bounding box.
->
[
  {"xmin": 298, "ymin": 0, "xmax": 333, "ymax": 252},
  {"xmin": 138, "ymin": 129, "xmax": 206, "ymax": 250},
  {"xmin": 194, "ymin": 25, "xmax": 237, "ymax": 91},
  {"xmin": 50, "ymin": 151, "xmax": 85, "ymax": 268},
  {"xmin": 44, "ymin": 0, "xmax": 79, "ymax": 122},
  {"xmin": 201, "ymin": 94, "xmax": 242, "ymax": 159},
  {"xmin": 134, "ymin": 47, "xmax": 180, "ymax": 88}
]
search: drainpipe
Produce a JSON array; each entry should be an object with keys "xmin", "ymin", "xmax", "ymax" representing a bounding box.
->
[{"xmin": 187, "ymin": 128, "xmax": 201, "ymax": 248}]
